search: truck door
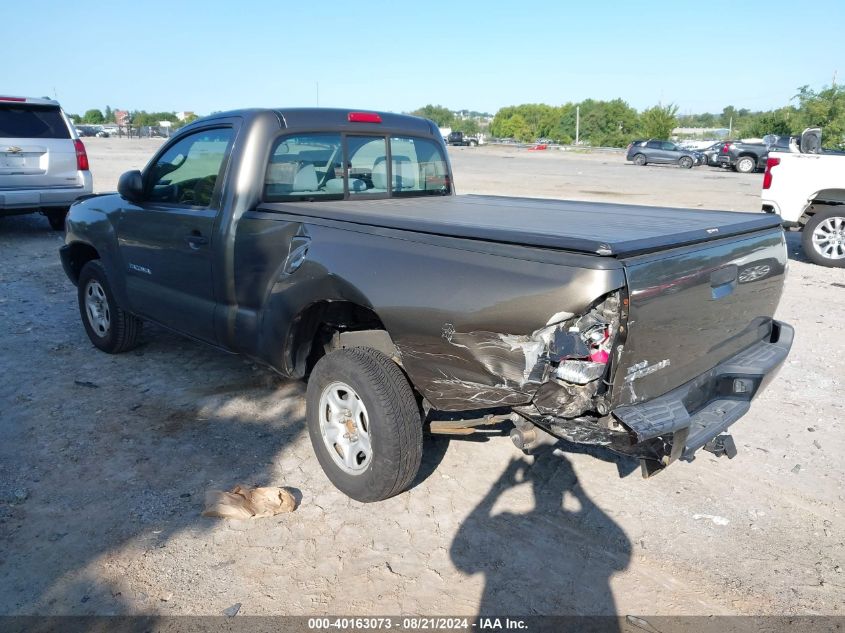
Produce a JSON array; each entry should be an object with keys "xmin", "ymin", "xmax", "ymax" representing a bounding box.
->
[{"xmin": 115, "ymin": 126, "xmax": 234, "ymax": 343}]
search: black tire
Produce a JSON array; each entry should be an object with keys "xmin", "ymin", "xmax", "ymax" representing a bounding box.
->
[
  {"xmin": 46, "ymin": 209, "xmax": 68, "ymax": 231},
  {"xmin": 77, "ymin": 260, "xmax": 143, "ymax": 353},
  {"xmin": 801, "ymin": 207, "xmax": 845, "ymax": 268},
  {"xmin": 306, "ymin": 347, "xmax": 423, "ymax": 502},
  {"xmin": 633, "ymin": 153, "xmax": 647, "ymax": 166},
  {"xmin": 469, "ymin": 140, "xmax": 477, "ymax": 147},
  {"xmin": 678, "ymin": 156, "xmax": 693, "ymax": 169},
  {"xmin": 735, "ymin": 155, "xmax": 756, "ymax": 174}
]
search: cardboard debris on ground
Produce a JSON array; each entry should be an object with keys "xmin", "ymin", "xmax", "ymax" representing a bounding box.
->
[{"xmin": 202, "ymin": 485, "xmax": 297, "ymax": 519}]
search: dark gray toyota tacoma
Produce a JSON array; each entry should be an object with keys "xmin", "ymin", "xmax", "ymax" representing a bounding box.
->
[{"xmin": 60, "ymin": 108, "xmax": 793, "ymax": 501}]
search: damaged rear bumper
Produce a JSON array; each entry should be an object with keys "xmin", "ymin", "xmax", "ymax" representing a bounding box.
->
[{"xmin": 611, "ymin": 320, "xmax": 793, "ymax": 471}]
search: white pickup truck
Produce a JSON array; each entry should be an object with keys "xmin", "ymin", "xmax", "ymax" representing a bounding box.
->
[{"xmin": 761, "ymin": 128, "xmax": 845, "ymax": 267}]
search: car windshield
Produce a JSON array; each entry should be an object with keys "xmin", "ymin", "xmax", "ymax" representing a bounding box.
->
[{"xmin": 263, "ymin": 133, "xmax": 450, "ymax": 202}]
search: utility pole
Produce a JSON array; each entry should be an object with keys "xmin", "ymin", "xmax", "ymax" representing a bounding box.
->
[
  {"xmin": 729, "ymin": 116, "xmax": 733, "ymax": 138},
  {"xmin": 575, "ymin": 105, "xmax": 580, "ymax": 146}
]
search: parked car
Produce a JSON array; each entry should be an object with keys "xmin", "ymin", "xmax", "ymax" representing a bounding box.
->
[
  {"xmin": 717, "ymin": 140, "xmax": 768, "ymax": 173},
  {"xmin": 762, "ymin": 127, "xmax": 845, "ymax": 267},
  {"xmin": 77, "ymin": 125, "xmax": 110, "ymax": 138},
  {"xmin": 1, "ymin": 96, "xmax": 92, "ymax": 230},
  {"xmin": 446, "ymin": 131, "xmax": 479, "ymax": 146},
  {"xmin": 698, "ymin": 142, "xmax": 725, "ymax": 167},
  {"xmin": 61, "ymin": 107, "xmax": 792, "ymax": 501},
  {"xmin": 626, "ymin": 139, "xmax": 699, "ymax": 168}
]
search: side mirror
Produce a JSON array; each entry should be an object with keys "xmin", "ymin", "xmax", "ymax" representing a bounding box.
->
[{"xmin": 118, "ymin": 170, "xmax": 144, "ymax": 202}]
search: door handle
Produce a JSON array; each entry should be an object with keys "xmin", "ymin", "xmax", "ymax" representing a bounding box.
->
[{"xmin": 185, "ymin": 231, "xmax": 208, "ymax": 249}]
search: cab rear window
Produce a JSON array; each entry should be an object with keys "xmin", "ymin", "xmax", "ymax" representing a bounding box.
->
[
  {"xmin": 263, "ymin": 133, "xmax": 450, "ymax": 202},
  {"xmin": 0, "ymin": 104, "xmax": 71, "ymax": 139}
]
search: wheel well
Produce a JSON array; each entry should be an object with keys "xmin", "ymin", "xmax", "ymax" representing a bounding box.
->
[
  {"xmin": 65, "ymin": 242, "xmax": 100, "ymax": 284},
  {"xmin": 288, "ymin": 301, "xmax": 387, "ymax": 378},
  {"xmin": 799, "ymin": 192, "xmax": 845, "ymax": 226}
]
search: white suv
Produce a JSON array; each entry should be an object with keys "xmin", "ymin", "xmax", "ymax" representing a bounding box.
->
[{"xmin": 0, "ymin": 96, "xmax": 93, "ymax": 230}]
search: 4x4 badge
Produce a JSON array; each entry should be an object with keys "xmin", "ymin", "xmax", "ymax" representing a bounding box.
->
[{"xmin": 5, "ymin": 146, "xmax": 23, "ymax": 153}]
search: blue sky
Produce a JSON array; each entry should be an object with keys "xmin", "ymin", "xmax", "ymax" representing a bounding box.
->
[{"xmin": 3, "ymin": 0, "xmax": 842, "ymax": 116}]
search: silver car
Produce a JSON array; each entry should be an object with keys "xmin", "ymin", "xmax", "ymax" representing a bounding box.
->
[{"xmin": 0, "ymin": 96, "xmax": 93, "ymax": 230}]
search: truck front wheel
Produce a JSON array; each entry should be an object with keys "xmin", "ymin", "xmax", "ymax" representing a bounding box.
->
[
  {"xmin": 306, "ymin": 347, "xmax": 423, "ymax": 502},
  {"xmin": 77, "ymin": 260, "xmax": 143, "ymax": 353},
  {"xmin": 802, "ymin": 207, "xmax": 845, "ymax": 267}
]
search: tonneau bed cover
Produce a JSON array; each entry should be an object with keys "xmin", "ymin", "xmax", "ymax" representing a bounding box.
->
[{"xmin": 258, "ymin": 194, "xmax": 782, "ymax": 257}]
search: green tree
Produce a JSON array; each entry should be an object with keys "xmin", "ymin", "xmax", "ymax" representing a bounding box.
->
[
  {"xmin": 452, "ymin": 118, "xmax": 480, "ymax": 135},
  {"xmin": 490, "ymin": 110, "xmax": 532, "ymax": 141},
  {"xmin": 104, "ymin": 105, "xmax": 113, "ymax": 123},
  {"xmin": 174, "ymin": 113, "xmax": 199, "ymax": 128},
  {"xmin": 578, "ymin": 98, "xmax": 638, "ymax": 146},
  {"xmin": 411, "ymin": 104, "xmax": 455, "ymax": 128},
  {"xmin": 638, "ymin": 103, "xmax": 679, "ymax": 139},
  {"xmin": 793, "ymin": 84, "xmax": 845, "ymax": 148},
  {"xmin": 82, "ymin": 109, "xmax": 105, "ymax": 124},
  {"xmin": 738, "ymin": 110, "xmax": 793, "ymax": 138},
  {"xmin": 68, "ymin": 113, "xmax": 81, "ymax": 124},
  {"xmin": 720, "ymin": 105, "xmax": 737, "ymax": 128}
]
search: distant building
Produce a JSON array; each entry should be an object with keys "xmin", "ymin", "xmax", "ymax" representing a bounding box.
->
[
  {"xmin": 176, "ymin": 111, "xmax": 195, "ymax": 121},
  {"xmin": 672, "ymin": 126, "xmax": 730, "ymax": 139}
]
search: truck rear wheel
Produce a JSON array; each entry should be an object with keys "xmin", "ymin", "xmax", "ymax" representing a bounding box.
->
[
  {"xmin": 735, "ymin": 156, "xmax": 756, "ymax": 173},
  {"xmin": 306, "ymin": 347, "xmax": 423, "ymax": 502},
  {"xmin": 802, "ymin": 207, "xmax": 845, "ymax": 267},
  {"xmin": 77, "ymin": 260, "xmax": 143, "ymax": 353}
]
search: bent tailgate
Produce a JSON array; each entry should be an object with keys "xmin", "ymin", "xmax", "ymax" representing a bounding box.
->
[{"xmin": 611, "ymin": 227, "xmax": 787, "ymax": 408}]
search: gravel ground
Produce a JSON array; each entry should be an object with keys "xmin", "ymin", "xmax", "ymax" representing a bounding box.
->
[{"xmin": 0, "ymin": 139, "xmax": 842, "ymax": 617}]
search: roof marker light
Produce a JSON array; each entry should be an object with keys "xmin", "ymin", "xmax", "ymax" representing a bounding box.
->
[{"xmin": 348, "ymin": 112, "xmax": 382, "ymax": 123}]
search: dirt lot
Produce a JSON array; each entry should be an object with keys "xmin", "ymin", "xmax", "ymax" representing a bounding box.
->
[{"xmin": 0, "ymin": 139, "xmax": 843, "ymax": 617}]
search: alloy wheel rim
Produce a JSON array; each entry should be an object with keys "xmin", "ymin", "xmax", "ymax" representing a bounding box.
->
[
  {"xmin": 812, "ymin": 216, "xmax": 845, "ymax": 260},
  {"xmin": 84, "ymin": 280, "xmax": 111, "ymax": 337},
  {"xmin": 318, "ymin": 381, "xmax": 372, "ymax": 475}
]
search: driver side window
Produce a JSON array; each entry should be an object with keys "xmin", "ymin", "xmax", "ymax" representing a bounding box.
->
[{"xmin": 146, "ymin": 128, "xmax": 233, "ymax": 207}]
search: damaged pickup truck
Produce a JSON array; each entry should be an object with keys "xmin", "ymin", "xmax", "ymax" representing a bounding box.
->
[{"xmin": 60, "ymin": 108, "xmax": 793, "ymax": 501}]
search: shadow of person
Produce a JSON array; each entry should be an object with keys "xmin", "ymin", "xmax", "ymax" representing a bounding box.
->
[{"xmin": 450, "ymin": 451, "xmax": 631, "ymax": 623}]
